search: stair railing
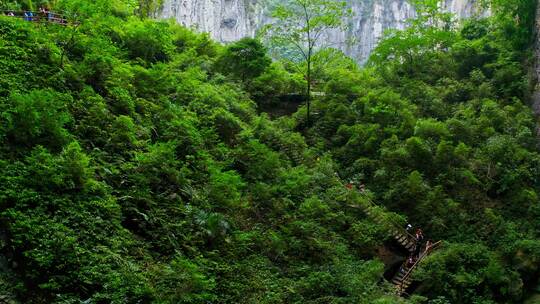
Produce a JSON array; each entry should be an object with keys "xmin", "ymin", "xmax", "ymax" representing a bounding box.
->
[{"xmin": 396, "ymin": 240, "xmax": 442, "ymax": 294}]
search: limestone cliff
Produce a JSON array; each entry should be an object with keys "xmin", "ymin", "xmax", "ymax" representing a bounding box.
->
[{"xmin": 160, "ymin": 0, "xmax": 483, "ymax": 62}]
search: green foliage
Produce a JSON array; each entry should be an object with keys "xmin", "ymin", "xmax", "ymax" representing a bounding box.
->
[
  {"xmin": 305, "ymin": 0, "xmax": 539, "ymax": 302},
  {"xmin": 0, "ymin": 0, "xmax": 538, "ymax": 303},
  {"xmin": 215, "ymin": 37, "xmax": 271, "ymax": 83},
  {"xmin": 263, "ymin": 0, "xmax": 352, "ymax": 125},
  {"xmin": 416, "ymin": 243, "xmax": 520, "ymax": 302},
  {"xmin": 1, "ymin": 90, "xmax": 72, "ymax": 152},
  {"xmin": 118, "ymin": 18, "xmax": 174, "ymax": 63}
]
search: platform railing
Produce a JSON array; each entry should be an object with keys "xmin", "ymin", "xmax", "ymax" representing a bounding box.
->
[{"xmin": 1, "ymin": 10, "xmax": 69, "ymax": 25}]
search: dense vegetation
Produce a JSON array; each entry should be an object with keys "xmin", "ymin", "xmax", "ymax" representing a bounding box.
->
[{"xmin": 0, "ymin": 0, "xmax": 538, "ymax": 303}]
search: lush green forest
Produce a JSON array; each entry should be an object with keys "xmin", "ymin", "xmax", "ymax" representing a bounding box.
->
[{"xmin": 0, "ymin": 0, "xmax": 538, "ymax": 303}]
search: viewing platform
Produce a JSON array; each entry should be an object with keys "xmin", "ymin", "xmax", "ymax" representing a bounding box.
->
[{"xmin": 1, "ymin": 10, "xmax": 70, "ymax": 25}]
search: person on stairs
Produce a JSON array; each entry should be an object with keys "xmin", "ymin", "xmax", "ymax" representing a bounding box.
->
[
  {"xmin": 413, "ymin": 242, "xmax": 422, "ymax": 259},
  {"xmin": 414, "ymin": 229, "xmax": 425, "ymax": 258},
  {"xmin": 358, "ymin": 183, "xmax": 366, "ymax": 192},
  {"xmin": 424, "ymin": 239, "xmax": 433, "ymax": 254},
  {"xmin": 415, "ymin": 228, "xmax": 424, "ymax": 243},
  {"xmin": 407, "ymin": 255, "xmax": 415, "ymax": 268},
  {"xmin": 400, "ymin": 255, "xmax": 416, "ymax": 273}
]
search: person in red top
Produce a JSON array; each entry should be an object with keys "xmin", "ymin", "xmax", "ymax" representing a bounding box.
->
[{"xmin": 415, "ymin": 229, "xmax": 424, "ymax": 243}]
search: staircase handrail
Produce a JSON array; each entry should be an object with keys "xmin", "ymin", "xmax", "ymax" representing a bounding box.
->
[
  {"xmin": 0, "ymin": 10, "xmax": 69, "ymax": 24},
  {"xmin": 0, "ymin": 9, "xmax": 69, "ymax": 15},
  {"xmin": 397, "ymin": 240, "xmax": 442, "ymax": 293}
]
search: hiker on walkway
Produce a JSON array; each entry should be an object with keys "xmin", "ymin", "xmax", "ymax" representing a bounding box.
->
[
  {"xmin": 406, "ymin": 223, "xmax": 413, "ymax": 233},
  {"xmin": 413, "ymin": 242, "xmax": 422, "ymax": 259},
  {"xmin": 24, "ymin": 11, "xmax": 33, "ymax": 21},
  {"xmin": 48, "ymin": 10, "xmax": 55, "ymax": 22},
  {"xmin": 424, "ymin": 239, "xmax": 433, "ymax": 254},
  {"xmin": 358, "ymin": 183, "xmax": 366, "ymax": 193},
  {"xmin": 413, "ymin": 229, "xmax": 425, "ymax": 258},
  {"xmin": 406, "ymin": 255, "xmax": 415, "ymax": 268},
  {"xmin": 415, "ymin": 228, "xmax": 424, "ymax": 243},
  {"xmin": 39, "ymin": 7, "xmax": 48, "ymax": 21},
  {"xmin": 400, "ymin": 255, "xmax": 415, "ymax": 273}
]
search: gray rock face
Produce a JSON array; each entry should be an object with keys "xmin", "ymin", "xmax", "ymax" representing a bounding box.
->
[{"xmin": 160, "ymin": 0, "xmax": 483, "ymax": 62}]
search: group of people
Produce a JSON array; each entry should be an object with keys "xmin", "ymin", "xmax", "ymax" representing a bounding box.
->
[
  {"xmin": 401, "ymin": 226, "xmax": 434, "ymax": 273},
  {"xmin": 4, "ymin": 8, "xmax": 62, "ymax": 23},
  {"xmin": 345, "ymin": 180, "xmax": 366, "ymax": 192}
]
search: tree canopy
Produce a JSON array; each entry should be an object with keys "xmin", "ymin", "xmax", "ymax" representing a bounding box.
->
[{"xmin": 0, "ymin": 0, "xmax": 538, "ymax": 303}]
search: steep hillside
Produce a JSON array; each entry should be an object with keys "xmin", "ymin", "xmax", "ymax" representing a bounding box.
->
[{"xmin": 0, "ymin": 0, "xmax": 538, "ymax": 303}]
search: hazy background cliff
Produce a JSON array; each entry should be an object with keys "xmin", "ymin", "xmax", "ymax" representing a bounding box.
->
[{"xmin": 160, "ymin": 0, "xmax": 484, "ymax": 62}]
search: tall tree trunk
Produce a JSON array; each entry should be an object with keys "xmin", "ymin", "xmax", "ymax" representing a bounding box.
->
[{"xmin": 307, "ymin": 57, "xmax": 311, "ymax": 127}]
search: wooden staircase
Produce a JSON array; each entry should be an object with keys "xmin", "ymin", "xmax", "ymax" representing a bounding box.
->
[
  {"xmin": 345, "ymin": 187, "xmax": 442, "ymax": 296},
  {"xmin": 391, "ymin": 241, "xmax": 442, "ymax": 295}
]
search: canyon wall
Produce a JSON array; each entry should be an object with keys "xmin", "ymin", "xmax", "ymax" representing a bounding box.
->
[{"xmin": 161, "ymin": 0, "xmax": 483, "ymax": 62}]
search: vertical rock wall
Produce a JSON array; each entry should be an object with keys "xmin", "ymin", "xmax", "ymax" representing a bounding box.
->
[{"xmin": 161, "ymin": 0, "xmax": 483, "ymax": 62}]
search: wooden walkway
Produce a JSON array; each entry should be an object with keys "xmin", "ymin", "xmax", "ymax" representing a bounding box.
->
[{"xmin": 1, "ymin": 10, "xmax": 69, "ymax": 25}]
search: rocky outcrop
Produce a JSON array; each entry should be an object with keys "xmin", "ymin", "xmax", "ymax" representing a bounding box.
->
[{"xmin": 161, "ymin": 0, "xmax": 483, "ymax": 63}]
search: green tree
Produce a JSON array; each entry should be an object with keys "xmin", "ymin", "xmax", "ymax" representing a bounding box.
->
[
  {"xmin": 263, "ymin": 0, "xmax": 350, "ymax": 126},
  {"xmin": 215, "ymin": 37, "xmax": 271, "ymax": 84}
]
